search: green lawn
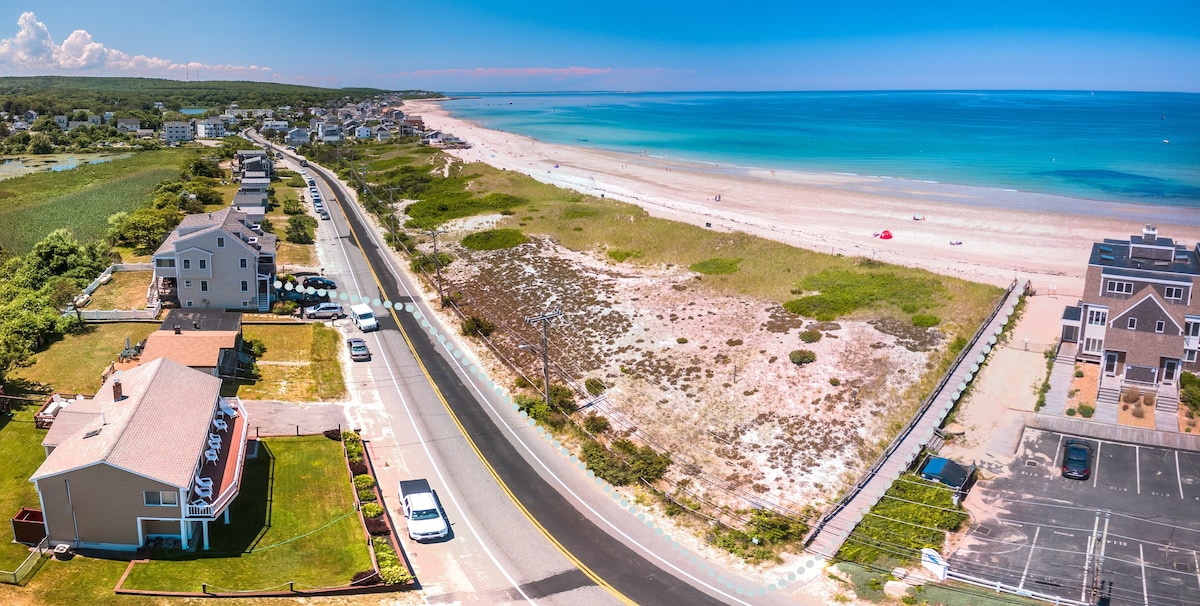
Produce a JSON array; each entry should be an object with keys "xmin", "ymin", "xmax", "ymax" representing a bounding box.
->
[
  {"xmin": 122, "ymin": 435, "xmax": 371, "ymax": 592},
  {"xmin": 0, "ymin": 148, "xmax": 197, "ymax": 254},
  {"xmin": 10, "ymin": 323, "xmax": 158, "ymax": 394},
  {"xmin": 85, "ymin": 271, "xmax": 153, "ymax": 311},
  {"xmin": 0, "ymin": 408, "xmax": 47, "ymax": 571},
  {"xmin": 237, "ymin": 324, "xmax": 344, "ymax": 401}
]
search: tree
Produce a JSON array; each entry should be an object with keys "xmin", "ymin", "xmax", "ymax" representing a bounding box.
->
[
  {"xmin": 26, "ymin": 132, "xmax": 54, "ymax": 154},
  {"xmin": 285, "ymin": 215, "xmax": 314, "ymax": 244},
  {"xmin": 30, "ymin": 116, "xmax": 60, "ymax": 132},
  {"xmin": 116, "ymin": 207, "xmax": 179, "ymax": 251},
  {"xmin": 185, "ymin": 158, "xmax": 222, "ymax": 179}
]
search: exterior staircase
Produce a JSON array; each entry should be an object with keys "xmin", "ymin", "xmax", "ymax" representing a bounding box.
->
[
  {"xmin": 1094, "ymin": 385, "xmax": 1120, "ymax": 424},
  {"xmin": 1156, "ymin": 387, "xmax": 1181, "ymax": 432}
]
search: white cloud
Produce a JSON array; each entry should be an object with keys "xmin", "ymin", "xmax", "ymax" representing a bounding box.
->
[{"xmin": 0, "ymin": 11, "xmax": 270, "ymax": 77}]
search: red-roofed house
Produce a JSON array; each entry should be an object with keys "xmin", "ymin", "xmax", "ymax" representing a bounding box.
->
[{"xmin": 29, "ymin": 358, "xmax": 250, "ymax": 551}]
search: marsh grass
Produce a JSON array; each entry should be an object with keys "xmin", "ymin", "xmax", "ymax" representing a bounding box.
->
[{"xmin": 0, "ymin": 148, "xmax": 196, "ymax": 253}]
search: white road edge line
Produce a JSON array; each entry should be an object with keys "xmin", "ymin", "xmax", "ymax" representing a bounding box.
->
[
  {"xmin": 1092, "ymin": 441, "xmax": 1102, "ymax": 488},
  {"xmin": 315, "ymin": 157, "xmax": 536, "ymax": 604},
  {"xmin": 1019, "ymin": 526, "xmax": 1040, "ymax": 590},
  {"xmin": 327, "ymin": 153, "xmax": 757, "ymax": 606}
]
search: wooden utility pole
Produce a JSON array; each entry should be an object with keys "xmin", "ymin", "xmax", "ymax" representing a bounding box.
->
[
  {"xmin": 525, "ymin": 310, "xmax": 562, "ymax": 411},
  {"xmin": 425, "ymin": 229, "xmax": 447, "ymax": 306}
]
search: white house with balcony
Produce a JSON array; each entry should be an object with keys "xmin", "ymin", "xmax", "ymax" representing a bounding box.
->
[
  {"xmin": 152, "ymin": 208, "xmax": 276, "ymax": 312},
  {"xmin": 195, "ymin": 119, "xmax": 227, "ymax": 139}
]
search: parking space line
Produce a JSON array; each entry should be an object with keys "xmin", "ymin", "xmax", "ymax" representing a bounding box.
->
[
  {"xmin": 1019, "ymin": 526, "xmax": 1040, "ymax": 589},
  {"xmin": 1093, "ymin": 441, "xmax": 1103, "ymax": 488},
  {"xmin": 1136, "ymin": 445, "xmax": 1142, "ymax": 494},
  {"xmin": 1177, "ymin": 451, "xmax": 1185, "ymax": 499},
  {"xmin": 1140, "ymin": 543, "xmax": 1150, "ymax": 606}
]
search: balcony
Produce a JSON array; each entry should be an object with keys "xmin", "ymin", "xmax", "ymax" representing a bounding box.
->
[{"xmin": 186, "ymin": 398, "xmax": 249, "ymax": 519}]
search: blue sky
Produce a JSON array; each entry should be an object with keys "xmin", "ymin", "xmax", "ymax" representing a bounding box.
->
[{"xmin": 0, "ymin": 2, "xmax": 1197, "ymax": 92}]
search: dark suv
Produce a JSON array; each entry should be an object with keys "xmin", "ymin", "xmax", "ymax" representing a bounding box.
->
[
  {"xmin": 303, "ymin": 276, "xmax": 337, "ymax": 291},
  {"xmin": 1062, "ymin": 439, "xmax": 1093, "ymax": 480}
]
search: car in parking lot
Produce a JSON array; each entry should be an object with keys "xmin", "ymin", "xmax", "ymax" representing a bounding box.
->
[
  {"xmin": 303, "ymin": 276, "xmax": 336, "ymax": 290},
  {"xmin": 302, "ymin": 302, "xmax": 344, "ymax": 319},
  {"xmin": 320, "ymin": 211, "xmax": 331, "ymax": 220},
  {"xmin": 347, "ymin": 337, "xmax": 371, "ymax": 361},
  {"xmin": 1061, "ymin": 439, "xmax": 1093, "ymax": 480},
  {"xmin": 278, "ymin": 288, "xmax": 328, "ymax": 306}
]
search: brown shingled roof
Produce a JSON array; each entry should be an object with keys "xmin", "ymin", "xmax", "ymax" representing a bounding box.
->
[
  {"xmin": 30, "ymin": 358, "xmax": 223, "ymax": 488},
  {"xmin": 139, "ymin": 330, "xmax": 238, "ymax": 368}
]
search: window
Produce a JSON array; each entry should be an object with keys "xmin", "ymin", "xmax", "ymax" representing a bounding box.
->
[
  {"xmin": 155, "ymin": 258, "xmax": 175, "ymax": 268},
  {"xmin": 1187, "ymin": 350, "xmax": 1198, "ymax": 363},
  {"xmin": 217, "ymin": 237, "xmax": 225, "ymax": 248},
  {"xmin": 1083, "ymin": 338, "xmax": 1104, "ymax": 354},
  {"xmin": 183, "ymin": 259, "xmax": 191, "ymax": 270},
  {"xmin": 1156, "ymin": 320, "xmax": 1166, "ymax": 333},
  {"xmin": 144, "ymin": 491, "xmax": 177, "ymax": 506},
  {"xmin": 240, "ymin": 258, "xmax": 248, "ymax": 269},
  {"xmin": 241, "ymin": 280, "xmax": 248, "ymax": 292},
  {"xmin": 199, "ymin": 259, "xmax": 207, "ymax": 270},
  {"xmin": 186, "ymin": 300, "xmax": 193, "ymax": 308},
  {"xmin": 1087, "ymin": 309, "xmax": 1107, "ymax": 326},
  {"xmin": 1106, "ymin": 280, "xmax": 1133, "ymax": 295},
  {"xmin": 1127, "ymin": 318, "xmax": 1137, "ymax": 330},
  {"xmin": 1165, "ymin": 286, "xmax": 1184, "ymax": 300},
  {"xmin": 200, "ymin": 281, "xmax": 208, "ymax": 292},
  {"xmin": 1188, "ymin": 322, "xmax": 1200, "ymax": 338},
  {"xmin": 184, "ymin": 280, "xmax": 192, "ymax": 288}
]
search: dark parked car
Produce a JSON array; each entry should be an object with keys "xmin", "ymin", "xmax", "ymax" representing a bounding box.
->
[
  {"xmin": 347, "ymin": 338, "xmax": 371, "ymax": 361},
  {"xmin": 303, "ymin": 302, "xmax": 344, "ymax": 319},
  {"xmin": 1062, "ymin": 439, "xmax": 1093, "ymax": 480},
  {"xmin": 303, "ymin": 276, "xmax": 337, "ymax": 291},
  {"xmin": 278, "ymin": 288, "xmax": 328, "ymax": 306}
]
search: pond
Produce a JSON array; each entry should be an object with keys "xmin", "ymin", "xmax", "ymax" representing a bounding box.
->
[
  {"xmin": 180, "ymin": 107, "xmax": 209, "ymax": 115},
  {"xmin": 0, "ymin": 153, "xmax": 134, "ymax": 180}
]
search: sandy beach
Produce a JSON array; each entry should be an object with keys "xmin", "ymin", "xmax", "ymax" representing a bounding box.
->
[{"xmin": 405, "ymin": 99, "xmax": 1200, "ymax": 297}]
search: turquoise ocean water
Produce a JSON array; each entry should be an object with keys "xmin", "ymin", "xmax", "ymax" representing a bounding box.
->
[{"xmin": 442, "ymin": 91, "xmax": 1200, "ymax": 221}]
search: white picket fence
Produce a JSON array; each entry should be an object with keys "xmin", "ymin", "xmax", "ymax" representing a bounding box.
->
[{"xmin": 67, "ymin": 263, "xmax": 159, "ymax": 321}]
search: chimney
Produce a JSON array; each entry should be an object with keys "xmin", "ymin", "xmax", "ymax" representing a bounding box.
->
[
  {"xmin": 173, "ymin": 324, "xmax": 182, "ymax": 334},
  {"xmin": 1143, "ymin": 224, "xmax": 1157, "ymax": 243},
  {"xmin": 112, "ymin": 379, "xmax": 124, "ymax": 401}
]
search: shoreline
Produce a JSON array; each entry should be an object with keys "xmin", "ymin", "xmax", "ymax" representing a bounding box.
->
[{"xmin": 405, "ymin": 99, "xmax": 1200, "ymax": 295}]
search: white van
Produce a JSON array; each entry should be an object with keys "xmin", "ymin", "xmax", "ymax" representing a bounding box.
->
[{"xmin": 350, "ymin": 304, "xmax": 378, "ymax": 332}]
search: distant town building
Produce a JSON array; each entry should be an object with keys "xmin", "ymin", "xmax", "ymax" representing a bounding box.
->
[
  {"xmin": 195, "ymin": 119, "xmax": 226, "ymax": 139},
  {"xmin": 163, "ymin": 121, "xmax": 194, "ymax": 143}
]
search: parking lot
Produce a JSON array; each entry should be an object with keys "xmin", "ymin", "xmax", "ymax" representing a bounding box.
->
[{"xmin": 952, "ymin": 428, "xmax": 1200, "ymax": 606}]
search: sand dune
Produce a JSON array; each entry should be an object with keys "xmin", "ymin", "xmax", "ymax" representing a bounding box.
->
[{"xmin": 405, "ymin": 99, "xmax": 1200, "ymax": 298}]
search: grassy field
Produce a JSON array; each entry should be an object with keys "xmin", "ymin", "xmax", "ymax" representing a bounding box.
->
[
  {"xmin": 122, "ymin": 436, "xmax": 371, "ymax": 592},
  {"xmin": 10, "ymin": 323, "xmax": 158, "ymax": 394},
  {"xmin": 237, "ymin": 323, "xmax": 344, "ymax": 401},
  {"xmin": 84, "ymin": 271, "xmax": 152, "ymax": 310},
  {"xmin": 0, "ymin": 148, "xmax": 197, "ymax": 253},
  {"xmin": 0, "ymin": 408, "xmax": 47, "ymax": 571}
]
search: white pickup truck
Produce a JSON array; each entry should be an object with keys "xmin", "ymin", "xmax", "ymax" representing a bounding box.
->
[{"xmin": 399, "ymin": 479, "xmax": 448, "ymax": 541}]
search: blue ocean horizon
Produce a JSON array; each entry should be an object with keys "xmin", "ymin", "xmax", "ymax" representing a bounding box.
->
[{"xmin": 442, "ymin": 91, "xmax": 1200, "ymax": 221}]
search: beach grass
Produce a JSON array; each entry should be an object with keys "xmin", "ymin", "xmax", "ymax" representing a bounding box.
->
[{"xmin": 0, "ymin": 148, "xmax": 197, "ymax": 253}]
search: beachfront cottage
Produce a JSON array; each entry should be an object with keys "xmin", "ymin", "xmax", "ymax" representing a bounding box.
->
[
  {"xmin": 1060, "ymin": 225, "xmax": 1199, "ymax": 410},
  {"xmin": 29, "ymin": 358, "xmax": 250, "ymax": 551},
  {"xmin": 152, "ymin": 208, "xmax": 277, "ymax": 312},
  {"xmin": 284, "ymin": 127, "xmax": 310, "ymax": 146}
]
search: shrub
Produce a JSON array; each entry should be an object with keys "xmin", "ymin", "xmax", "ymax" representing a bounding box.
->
[
  {"xmin": 354, "ymin": 474, "xmax": 377, "ymax": 490},
  {"xmin": 1066, "ymin": 408, "xmax": 1077, "ymax": 416},
  {"xmin": 272, "ymin": 300, "xmax": 298, "ymax": 315},
  {"xmin": 782, "ymin": 269, "xmax": 943, "ymax": 321},
  {"xmin": 799, "ymin": 329, "xmax": 822, "ymax": 343},
  {"xmin": 1075, "ymin": 369, "xmax": 1085, "ymax": 378},
  {"xmin": 461, "ymin": 315, "xmax": 496, "ymax": 337},
  {"xmin": 380, "ymin": 565, "xmax": 412, "ymax": 585},
  {"xmin": 361, "ymin": 503, "xmax": 384, "ymax": 518},
  {"xmin": 1122, "ymin": 387, "xmax": 1141, "ymax": 404},
  {"xmin": 829, "ymin": 377, "xmax": 841, "ymax": 386},
  {"xmin": 349, "ymin": 459, "xmax": 368, "ymax": 476},
  {"xmin": 789, "ymin": 349, "xmax": 817, "ymax": 366},
  {"xmin": 282, "ymin": 198, "xmax": 305, "ymax": 215},
  {"xmin": 1131, "ymin": 407, "xmax": 1146, "ymax": 419},
  {"xmin": 323, "ymin": 428, "xmax": 342, "ymax": 440},
  {"xmin": 726, "ymin": 338, "xmax": 743, "ymax": 346},
  {"xmin": 585, "ymin": 377, "xmax": 606, "ymax": 395},
  {"xmin": 357, "ymin": 488, "xmax": 377, "ymax": 502},
  {"xmin": 410, "ymin": 252, "xmax": 452, "ymax": 273},
  {"xmin": 284, "ymin": 215, "xmax": 316, "ymax": 244},
  {"xmin": 461, "ymin": 228, "xmax": 528, "ymax": 250},
  {"xmin": 689, "ymin": 257, "xmax": 742, "ymax": 275},
  {"xmin": 607, "ymin": 249, "xmax": 641, "ymax": 263},
  {"xmin": 911, "ymin": 314, "xmax": 940, "ymax": 327},
  {"xmin": 373, "ymin": 537, "xmax": 399, "ymax": 568},
  {"xmin": 584, "ymin": 413, "xmax": 611, "ymax": 434},
  {"xmin": 1144, "ymin": 393, "xmax": 1156, "ymax": 407},
  {"xmin": 342, "ymin": 430, "xmax": 362, "ymax": 444},
  {"xmin": 1078, "ymin": 404, "xmax": 1095, "ymax": 418},
  {"xmin": 676, "ymin": 337, "xmax": 688, "ymax": 344}
]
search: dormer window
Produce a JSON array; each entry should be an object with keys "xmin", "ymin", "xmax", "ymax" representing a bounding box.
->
[
  {"xmin": 1106, "ymin": 281, "xmax": 1133, "ymax": 295},
  {"xmin": 1165, "ymin": 286, "xmax": 1183, "ymax": 300}
]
